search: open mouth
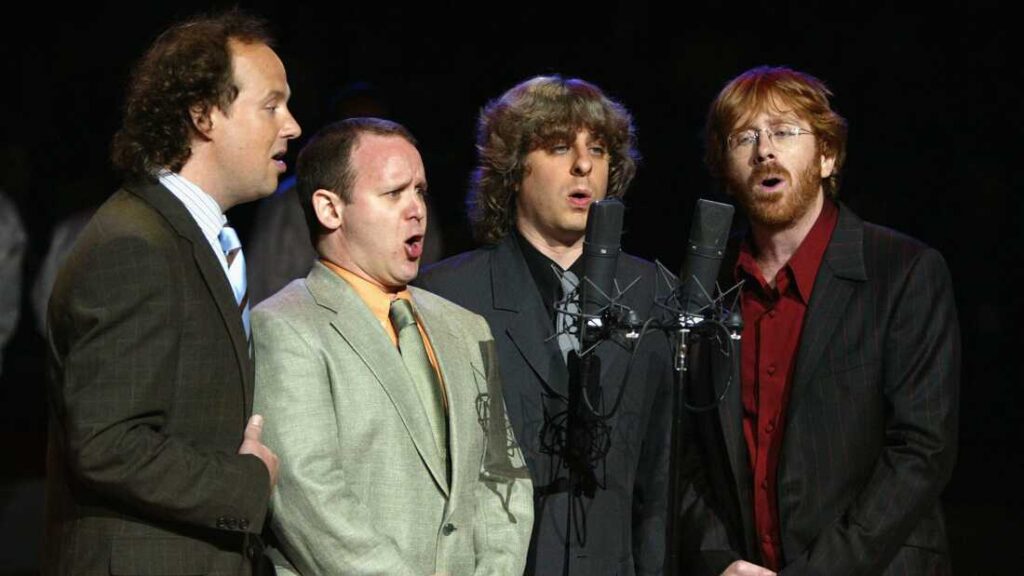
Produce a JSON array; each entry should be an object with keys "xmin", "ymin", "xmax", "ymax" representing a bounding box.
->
[
  {"xmin": 272, "ymin": 151, "xmax": 287, "ymax": 171},
  {"xmin": 404, "ymin": 234, "xmax": 424, "ymax": 259},
  {"xmin": 568, "ymin": 189, "xmax": 592, "ymax": 207}
]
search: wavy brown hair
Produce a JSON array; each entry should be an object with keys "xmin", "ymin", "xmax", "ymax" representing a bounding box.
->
[
  {"xmin": 111, "ymin": 10, "xmax": 272, "ymax": 181},
  {"xmin": 467, "ymin": 75, "xmax": 639, "ymax": 244},
  {"xmin": 704, "ymin": 66, "xmax": 848, "ymax": 199}
]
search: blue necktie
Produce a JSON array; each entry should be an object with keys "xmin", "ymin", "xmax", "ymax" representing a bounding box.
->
[{"xmin": 218, "ymin": 225, "xmax": 251, "ymax": 348}]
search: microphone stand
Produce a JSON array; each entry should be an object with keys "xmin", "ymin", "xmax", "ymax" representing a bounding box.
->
[
  {"xmin": 562, "ymin": 308, "xmax": 603, "ymax": 576},
  {"xmin": 665, "ymin": 314, "xmax": 695, "ymax": 576},
  {"xmin": 664, "ymin": 305, "xmax": 742, "ymax": 575}
]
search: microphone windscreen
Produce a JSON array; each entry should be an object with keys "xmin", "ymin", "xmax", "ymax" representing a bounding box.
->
[
  {"xmin": 581, "ymin": 198, "xmax": 625, "ymax": 320},
  {"xmin": 678, "ymin": 199, "xmax": 733, "ymax": 318}
]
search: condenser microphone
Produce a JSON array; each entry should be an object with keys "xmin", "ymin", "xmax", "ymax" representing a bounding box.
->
[
  {"xmin": 675, "ymin": 199, "xmax": 733, "ymax": 370},
  {"xmin": 677, "ymin": 199, "xmax": 733, "ymax": 321},
  {"xmin": 579, "ymin": 198, "xmax": 624, "ymax": 346}
]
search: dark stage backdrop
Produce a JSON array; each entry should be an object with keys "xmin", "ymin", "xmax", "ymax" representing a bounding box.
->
[{"xmin": 1, "ymin": 1, "xmax": 1018, "ymax": 572}]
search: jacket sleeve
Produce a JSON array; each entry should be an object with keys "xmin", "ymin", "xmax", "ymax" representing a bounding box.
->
[{"xmin": 50, "ymin": 230, "xmax": 269, "ymax": 533}]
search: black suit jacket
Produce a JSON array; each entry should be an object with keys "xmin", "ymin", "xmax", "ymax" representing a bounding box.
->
[
  {"xmin": 678, "ymin": 204, "xmax": 959, "ymax": 576},
  {"xmin": 43, "ymin": 181, "xmax": 271, "ymax": 575},
  {"xmin": 416, "ymin": 235, "xmax": 674, "ymax": 576}
]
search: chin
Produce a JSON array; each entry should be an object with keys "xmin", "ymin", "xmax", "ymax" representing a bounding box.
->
[{"xmin": 399, "ymin": 267, "xmax": 420, "ymax": 286}]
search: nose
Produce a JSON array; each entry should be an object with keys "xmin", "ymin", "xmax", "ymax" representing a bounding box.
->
[
  {"xmin": 407, "ymin": 192, "xmax": 427, "ymax": 222},
  {"xmin": 570, "ymin": 145, "xmax": 592, "ymax": 177},
  {"xmin": 754, "ymin": 130, "xmax": 775, "ymax": 164},
  {"xmin": 281, "ymin": 108, "xmax": 301, "ymax": 140}
]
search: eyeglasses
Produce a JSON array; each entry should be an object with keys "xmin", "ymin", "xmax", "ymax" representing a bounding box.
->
[{"xmin": 727, "ymin": 124, "xmax": 814, "ymax": 151}]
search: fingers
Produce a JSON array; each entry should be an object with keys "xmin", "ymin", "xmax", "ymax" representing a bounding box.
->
[
  {"xmin": 244, "ymin": 414, "xmax": 264, "ymax": 442},
  {"xmin": 722, "ymin": 560, "xmax": 776, "ymax": 576}
]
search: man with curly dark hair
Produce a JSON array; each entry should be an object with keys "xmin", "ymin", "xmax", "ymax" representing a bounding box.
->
[
  {"xmin": 416, "ymin": 75, "xmax": 674, "ymax": 575},
  {"xmin": 43, "ymin": 10, "xmax": 300, "ymax": 574}
]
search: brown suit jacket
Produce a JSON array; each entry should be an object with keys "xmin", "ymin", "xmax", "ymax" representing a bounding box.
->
[
  {"xmin": 679, "ymin": 204, "xmax": 960, "ymax": 575},
  {"xmin": 43, "ymin": 180, "xmax": 271, "ymax": 575}
]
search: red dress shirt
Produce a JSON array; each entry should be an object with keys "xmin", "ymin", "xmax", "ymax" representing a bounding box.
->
[{"xmin": 736, "ymin": 200, "xmax": 838, "ymax": 569}]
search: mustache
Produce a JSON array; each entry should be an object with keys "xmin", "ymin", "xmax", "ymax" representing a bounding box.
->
[{"xmin": 749, "ymin": 163, "xmax": 790, "ymax": 185}]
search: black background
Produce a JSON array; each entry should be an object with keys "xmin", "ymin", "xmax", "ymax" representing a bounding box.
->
[{"xmin": 2, "ymin": 1, "xmax": 1019, "ymax": 572}]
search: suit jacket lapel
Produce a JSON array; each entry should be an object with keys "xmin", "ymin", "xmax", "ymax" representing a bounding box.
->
[
  {"xmin": 790, "ymin": 204, "xmax": 867, "ymax": 399},
  {"xmin": 128, "ymin": 180, "xmax": 254, "ymax": 414},
  {"xmin": 412, "ymin": 289, "xmax": 473, "ymax": 499},
  {"xmin": 306, "ymin": 264, "xmax": 450, "ymax": 495},
  {"xmin": 491, "ymin": 236, "xmax": 569, "ymax": 396}
]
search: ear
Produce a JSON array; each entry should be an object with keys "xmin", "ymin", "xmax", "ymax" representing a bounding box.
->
[
  {"xmin": 820, "ymin": 152, "xmax": 836, "ymax": 179},
  {"xmin": 312, "ymin": 189, "xmax": 344, "ymax": 231},
  {"xmin": 190, "ymin": 104, "xmax": 215, "ymax": 137}
]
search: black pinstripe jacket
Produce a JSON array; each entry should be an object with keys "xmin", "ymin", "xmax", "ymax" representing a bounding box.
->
[{"xmin": 679, "ymin": 203, "xmax": 959, "ymax": 576}]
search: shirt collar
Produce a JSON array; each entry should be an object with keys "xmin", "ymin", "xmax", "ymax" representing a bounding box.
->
[
  {"xmin": 157, "ymin": 170, "xmax": 226, "ymax": 245},
  {"xmin": 736, "ymin": 199, "xmax": 838, "ymax": 303},
  {"xmin": 320, "ymin": 259, "xmax": 413, "ymax": 325}
]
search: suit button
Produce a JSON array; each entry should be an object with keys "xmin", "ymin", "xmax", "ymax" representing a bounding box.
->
[
  {"xmin": 216, "ymin": 516, "xmax": 227, "ymax": 529},
  {"xmin": 239, "ymin": 518, "xmax": 250, "ymax": 531},
  {"xmin": 442, "ymin": 523, "xmax": 456, "ymax": 535}
]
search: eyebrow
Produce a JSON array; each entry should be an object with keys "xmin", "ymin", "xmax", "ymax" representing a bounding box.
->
[{"xmin": 261, "ymin": 89, "xmax": 290, "ymax": 104}]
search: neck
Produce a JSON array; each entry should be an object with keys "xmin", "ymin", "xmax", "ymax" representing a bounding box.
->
[
  {"xmin": 748, "ymin": 195, "xmax": 824, "ymax": 284},
  {"xmin": 178, "ymin": 149, "xmax": 232, "ymax": 212},
  {"xmin": 516, "ymin": 226, "xmax": 583, "ymax": 270},
  {"xmin": 319, "ymin": 253, "xmax": 407, "ymax": 293}
]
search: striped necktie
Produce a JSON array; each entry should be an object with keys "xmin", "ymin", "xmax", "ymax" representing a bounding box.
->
[
  {"xmin": 556, "ymin": 269, "xmax": 580, "ymax": 362},
  {"xmin": 218, "ymin": 224, "xmax": 251, "ymax": 348}
]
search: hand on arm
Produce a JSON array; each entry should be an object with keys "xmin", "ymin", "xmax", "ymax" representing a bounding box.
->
[
  {"xmin": 238, "ymin": 414, "xmax": 279, "ymax": 488},
  {"xmin": 59, "ymin": 233, "xmax": 269, "ymax": 531}
]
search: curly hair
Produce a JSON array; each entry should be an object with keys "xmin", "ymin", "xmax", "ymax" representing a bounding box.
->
[
  {"xmin": 704, "ymin": 66, "xmax": 848, "ymax": 199},
  {"xmin": 467, "ymin": 75, "xmax": 639, "ymax": 244},
  {"xmin": 111, "ymin": 10, "xmax": 272, "ymax": 181}
]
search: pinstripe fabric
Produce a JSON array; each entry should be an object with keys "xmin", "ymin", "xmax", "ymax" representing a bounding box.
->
[{"xmin": 678, "ymin": 204, "xmax": 959, "ymax": 576}]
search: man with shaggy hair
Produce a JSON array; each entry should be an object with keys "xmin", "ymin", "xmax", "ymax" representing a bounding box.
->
[{"xmin": 417, "ymin": 75, "xmax": 674, "ymax": 576}]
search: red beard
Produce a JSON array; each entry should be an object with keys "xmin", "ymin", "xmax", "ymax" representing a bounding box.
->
[{"xmin": 728, "ymin": 160, "xmax": 822, "ymax": 229}]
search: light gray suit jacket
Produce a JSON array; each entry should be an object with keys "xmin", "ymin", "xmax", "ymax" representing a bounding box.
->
[{"xmin": 253, "ymin": 262, "xmax": 533, "ymax": 575}]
